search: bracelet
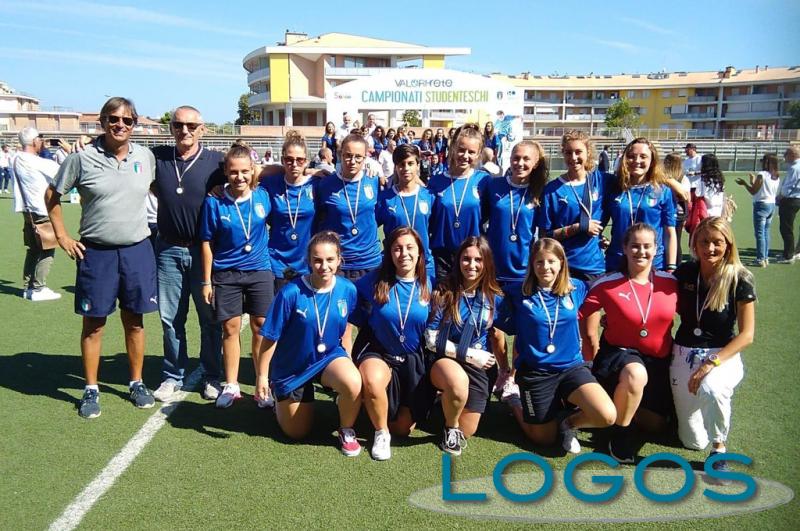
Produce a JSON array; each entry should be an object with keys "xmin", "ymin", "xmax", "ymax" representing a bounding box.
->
[{"xmin": 666, "ymin": 264, "xmax": 677, "ymax": 271}]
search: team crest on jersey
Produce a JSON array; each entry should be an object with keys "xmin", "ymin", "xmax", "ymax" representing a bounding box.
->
[
  {"xmin": 648, "ymin": 195, "xmax": 657, "ymax": 207},
  {"xmin": 255, "ymin": 203, "xmax": 266, "ymax": 218},
  {"xmin": 419, "ymin": 201, "xmax": 429, "ymax": 215},
  {"xmin": 472, "ymin": 186, "xmax": 480, "ymax": 199},
  {"xmin": 526, "ymin": 201, "xmax": 534, "ymax": 210},
  {"xmin": 337, "ymin": 299, "xmax": 348, "ymax": 317},
  {"xmin": 562, "ymin": 295, "xmax": 575, "ymax": 310},
  {"xmin": 306, "ymin": 187, "xmax": 313, "ymax": 199},
  {"xmin": 364, "ymin": 185, "xmax": 374, "ymax": 200},
  {"xmin": 133, "ymin": 162, "xmax": 142, "ymax": 174},
  {"xmin": 592, "ymin": 190, "xmax": 599, "ymax": 202}
]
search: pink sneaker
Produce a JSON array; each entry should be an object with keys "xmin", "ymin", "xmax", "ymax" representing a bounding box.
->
[
  {"xmin": 338, "ymin": 428, "xmax": 362, "ymax": 457},
  {"xmin": 215, "ymin": 383, "xmax": 241, "ymax": 409}
]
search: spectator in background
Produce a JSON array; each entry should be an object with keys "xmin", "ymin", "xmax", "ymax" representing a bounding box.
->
[
  {"xmin": 777, "ymin": 145, "xmax": 800, "ymax": 264},
  {"xmin": 695, "ymin": 154, "xmax": 725, "ymax": 217},
  {"xmin": 378, "ymin": 140, "xmax": 396, "ymax": 184},
  {"xmin": 372, "ymin": 126, "xmax": 388, "ymax": 160},
  {"xmin": 0, "ymin": 144, "xmax": 10, "ymax": 193},
  {"xmin": 317, "ymin": 147, "xmax": 336, "ymax": 174},
  {"xmin": 480, "ymin": 147, "xmax": 501, "ymax": 176},
  {"xmin": 736, "ymin": 153, "xmax": 781, "ymax": 267},
  {"xmin": 337, "ymin": 112, "xmax": 353, "ymax": 140},
  {"xmin": 484, "ymin": 121, "xmax": 499, "ymax": 160},
  {"xmin": 322, "ymin": 121, "xmax": 338, "ymax": 165},
  {"xmin": 599, "ymin": 145, "xmax": 611, "ymax": 173},
  {"xmin": 612, "ymin": 148, "xmax": 623, "ymax": 173},
  {"xmin": 11, "ymin": 127, "xmax": 61, "ymax": 301},
  {"xmin": 683, "ymin": 143, "xmax": 702, "ymax": 189},
  {"xmin": 365, "ymin": 113, "xmax": 379, "ymax": 136},
  {"xmin": 260, "ymin": 147, "xmax": 275, "ymax": 165},
  {"xmin": 53, "ymin": 139, "xmax": 71, "ymax": 165}
]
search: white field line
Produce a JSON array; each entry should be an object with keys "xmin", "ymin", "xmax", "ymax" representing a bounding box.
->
[{"xmin": 48, "ymin": 368, "xmax": 202, "ymax": 531}]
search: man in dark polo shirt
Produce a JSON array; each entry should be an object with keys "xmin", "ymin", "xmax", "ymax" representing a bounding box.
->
[
  {"xmin": 46, "ymin": 97, "xmax": 158, "ymax": 419},
  {"xmin": 151, "ymin": 105, "xmax": 226, "ymax": 401}
]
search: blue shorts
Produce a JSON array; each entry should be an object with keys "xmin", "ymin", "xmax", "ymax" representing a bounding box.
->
[{"xmin": 75, "ymin": 239, "xmax": 158, "ymax": 317}]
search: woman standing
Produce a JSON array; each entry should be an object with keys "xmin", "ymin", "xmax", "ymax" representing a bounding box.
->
[
  {"xmin": 350, "ymin": 228, "xmax": 432, "ymax": 460},
  {"xmin": 539, "ymin": 130, "xmax": 610, "ymax": 281},
  {"xmin": 371, "ymin": 126, "xmax": 388, "ymax": 160},
  {"xmin": 200, "ymin": 145, "xmax": 274, "ymax": 409},
  {"xmin": 315, "ymin": 134, "xmax": 382, "ymax": 280},
  {"xmin": 663, "ymin": 153, "xmax": 691, "ymax": 266},
  {"xmin": 321, "ymin": 121, "xmax": 338, "ymax": 165},
  {"xmin": 428, "ymin": 124, "xmax": 491, "ymax": 284},
  {"xmin": 418, "ymin": 128, "xmax": 435, "ymax": 183},
  {"xmin": 736, "ymin": 153, "xmax": 781, "ymax": 267},
  {"xmin": 260, "ymin": 131, "xmax": 316, "ymax": 291},
  {"xmin": 603, "ymin": 138, "xmax": 677, "ymax": 272},
  {"xmin": 497, "ymin": 238, "xmax": 616, "ymax": 452},
  {"xmin": 424, "ymin": 237, "xmax": 506, "ymax": 455},
  {"xmin": 695, "ymin": 154, "xmax": 726, "ymax": 217},
  {"xmin": 484, "ymin": 121, "xmax": 500, "ymax": 160},
  {"xmin": 433, "ymin": 128, "xmax": 448, "ymax": 174},
  {"xmin": 580, "ymin": 223, "xmax": 678, "ymax": 463},
  {"xmin": 670, "ymin": 217, "xmax": 755, "ymax": 472},
  {"xmin": 376, "ymin": 144, "xmax": 435, "ymax": 280},
  {"xmin": 255, "ymin": 231, "xmax": 363, "ymax": 456}
]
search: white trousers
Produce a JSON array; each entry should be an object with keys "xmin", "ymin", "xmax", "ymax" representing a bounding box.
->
[{"xmin": 670, "ymin": 344, "xmax": 744, "ymax": 450}]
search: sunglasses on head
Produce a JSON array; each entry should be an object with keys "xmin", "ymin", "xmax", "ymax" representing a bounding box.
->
[
  {"xmin": 172, "ymin": 121, "xmax": 201, "ymax": 132},
  {"xmin": 106, "ymin": 115, "xmax": 135, "ymax": 127}
]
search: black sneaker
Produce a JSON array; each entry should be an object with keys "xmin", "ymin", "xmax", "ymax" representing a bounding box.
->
[
  {"xmin": 79, "ymin": 388, "xmax": 101, "ymax": 419},
  {"xmin": 130, "ymin": 382, "xmax": 155, "ymax": 409},
  {"xmin": 608, "ymin": 429, "xmax": 635, "ymax": 464},
  {"xmin": 440, "ymin": 427, "xmax": 467, "ymax": 456},
  {"xmin": 706, "ymin": 451, "xmax": 731, "ymax": 485}
]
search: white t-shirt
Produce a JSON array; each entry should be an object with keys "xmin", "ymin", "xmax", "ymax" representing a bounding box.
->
[
  {"xmin": 378, "ymin": 150, "xmax": 394, "ymax": 179},
  {"xmin": 11, "ymin": 152, "xmax": 60, "ymax": 216},
  {"xmin": 753, "ymin": 171, "xmax": 780, "ymax": 204},
  {"xmin": 695, "ymin": 179, "xmax": 725, "ymax": 217},
  {"xmin": 0, "ymin": 150, "xmax": 10, "ymax": 169},
  {"xmin": 682, "ymin": 155, "xmax": 702, "ymax": 187}
]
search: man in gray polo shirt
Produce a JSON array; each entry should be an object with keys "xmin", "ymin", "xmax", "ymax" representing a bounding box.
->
[{"xmin": 46, "ymin": 97, "xmax": 158, "ymax": 419}]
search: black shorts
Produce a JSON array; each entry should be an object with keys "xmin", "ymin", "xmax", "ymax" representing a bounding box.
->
[
  {"xmin": 516, "ymin": 363, "xmax": 596, "ymax": 424},
  {"xmin": 273, "ymin": 276, "xmax": 292, "ymax": 294},
  {"xmin": 353, "ymin": 327, "xmax": 427, "ymax": 421},
  {"xmin": 274, "ymin": 374, "xmax": 321, "ymax": 404},
  {"xmin": 428, "ymin": 352, "xmax": 492, "ymax": 414},
  {"xmin": 592, "ymin": 340, "xmax": 672, "ymax": 418},
  {"xmin": 336, "ymin": 267, "xmax": 377, "ymax": 282},
  {"xmin": 212, "ymin": 269, "xmax": 275, "ymax": 322}
]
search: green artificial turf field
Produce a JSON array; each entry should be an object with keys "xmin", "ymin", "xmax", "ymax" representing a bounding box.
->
[{"xmin": 0, "ymin": 172, "xmax": 797, "ymax": 530}]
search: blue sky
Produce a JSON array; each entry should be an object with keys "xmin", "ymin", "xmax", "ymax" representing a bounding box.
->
[{"xmin": 0, "ymin": 0, "xmax": 798, "ymax": 123}]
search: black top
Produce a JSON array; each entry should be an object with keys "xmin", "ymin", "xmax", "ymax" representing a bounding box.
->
[
  {"xmin": 599, "ymin": 150, "xmax": 610, "ymax": 173},
  {"xmin": 674, "ymin": 261, "xmax": 756, "ymax": 348},
  {"xmin": 152, "ymin": 145, "xmax": 225, "ymax": 243}
]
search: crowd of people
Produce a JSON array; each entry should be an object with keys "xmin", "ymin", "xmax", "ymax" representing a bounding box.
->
[{"xmin": 7, "ymin": 97, "xmax": 800, "ymax": 469}]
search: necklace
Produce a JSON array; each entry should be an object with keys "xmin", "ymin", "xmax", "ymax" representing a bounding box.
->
[
  {"xmin": 694, "ymin": 271, "xmax": 713, "ymax": 337},
  {"xmin": 231, "ymin": 191, "xmax": 253, "ymax": 253},
  {"xmin": 341, "ymin": 176, "xmax": 362, "ymax": 236},
  {"xmin": 536, "ymin": 290, "xmax": 559, "ymax": 354},
  {"xmin": 450, "ymin": 171, "xmax": 473, "ymax": 229},
  {"xmin": 628, "ymin": 272, "xmax": 654, "ymax": 337},
  {"xmin": 394, "ymin": 281, "xmax": 417, "ymax": 344},
  {"xmin": 172, "ymin": 146, "xmax": 203, "ymax": 195},
  {"xmin": 311, "ymin": 282, "xmax": 332, "ymax": 353}
]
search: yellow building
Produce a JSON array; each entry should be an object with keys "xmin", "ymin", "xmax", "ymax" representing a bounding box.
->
[
  {"xmin": 244, "ymin": 32, "xmax": 800, "ymax": 137},
  {"xmin": 242, "ymin": 31, "xmax": 469, "ymax": 126},
  {"xmin": 0, "ymin": 81, "xmax": 80, "ymax": 133}
]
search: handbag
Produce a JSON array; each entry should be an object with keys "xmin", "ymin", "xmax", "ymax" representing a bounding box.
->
[
  {"xmin": 14, "ymin": 159, "xmax": 59, "ymax": 250},
  {"xmin": 685, "ymin": 189, "xmax": 708, "ymax": 234}
]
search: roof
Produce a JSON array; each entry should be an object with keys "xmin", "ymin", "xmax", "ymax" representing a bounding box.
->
[
  {"xmin": 288, "ymin": 32, "xmax": 423, "ymax": 49},
  {"xmin": 492, "ymin": 66, "xmax": 800, "ymax": 90}
]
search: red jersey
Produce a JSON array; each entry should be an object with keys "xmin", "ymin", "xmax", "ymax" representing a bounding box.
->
[{"xmin": 580, "ymin": 271, "xmax": 678, "ymax": 358}]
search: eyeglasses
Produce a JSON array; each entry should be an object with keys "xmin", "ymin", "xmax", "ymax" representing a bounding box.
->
[
  {"xmin": 106, "ymin": 115, "xmax": 135, "ymax": 127},
  {"xmin": 282, "ymin": 156, "xmax": 307, "ymax": 166},
  {"xmin": 172, "ymin": 121, "xmax": 202, "ymax": 132},
  {"xmin": 342, "ymin": 154, "xmax": 365, "ymax": 162}
]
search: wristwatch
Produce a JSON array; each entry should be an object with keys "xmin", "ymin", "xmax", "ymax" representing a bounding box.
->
[{"xmin": 704, "ymin": 353, "xmax": 721, "ymax": 367}]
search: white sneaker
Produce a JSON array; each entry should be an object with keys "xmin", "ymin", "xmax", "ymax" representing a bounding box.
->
[
  {"xmin": 215, "ymin": 383, "xmax": 241, "ymax": 408},
  {"xmin": 500, "ymin": 380, "xmax": 520, "ymax": 403},
  {"xmin": 153, "ymin": 381, "xmax": 181, "ymax": 402},
  {"xmin": 202, "ymin": 380, "xmax": 222, "ymax": 400},
  {"xmin": 29, "ymin": 287, "xmax": 62, "ymax": 301},
  {"xmin": 371, "ymin": 429, "xmax": 391, "ymax": 461},
  {"xmin": 560, "ymin": 419, "xmax": 581, "ymax": 454}
]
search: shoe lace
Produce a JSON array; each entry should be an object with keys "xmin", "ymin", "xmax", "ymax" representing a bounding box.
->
[
  {"xmin": 341, "ymin": 428, "xmax": 356, "ymax": 443},
  {"xmin": 84, "ymin": 389, "xmax": 99, "ymax": 401},
  {"xmin": 446, "ymin": 428, "xmax": 467, "ymax": 449}
]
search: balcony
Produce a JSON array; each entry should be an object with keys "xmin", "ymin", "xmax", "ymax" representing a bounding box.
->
[
  {"xmin": 726, "ymin": 93, "xmax": 782, "ymax": 102},
  {"xmin": 523, "ymin": 113, "xmax": 560, "ymax": 121},
  {"xmin": 565, "ymin": 98, "xmax": 593, "ymax": 104},
  {"xmin": 722, "ymin": 110, "xmax": 781, "ymax": 120},
  {"xmin": 247, "ymin": 68, "xmax": 270, "ymax": 85},
  {"xmin": 565, "ymin": 114, "xmax": 592, "ymax": 121},
  {"xmin": 591, "ymin": 98, "xmax": 617, "ymax": 105},
  {"xmin": 524, "ymin": 97, "xmax": 562, "ymax": 104},
  {"xmin": 248, "ymin": 92, "xmax": 270, "ymax": 107},
  {"xmin": 670, "ymin": 113, "xmax": 717, "ymax": 120},
  {"xmin": 325, "ymin": 66, "xmax": 396, "ymax": 78},
  {"xmin": 688, "ymin": 95, "xmax": 717, "ymax": 103}
]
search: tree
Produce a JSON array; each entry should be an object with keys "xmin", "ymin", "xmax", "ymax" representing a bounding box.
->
[
  {"xmin": 605, "ymin": 99, "xmax": 640, "ymax": 129},
  {"xmin": 785, "ymin": 101, "xmax": 800, "ymax": 129},
  {"xmin": 235, "ymin": 94, "xmax": 253, "ymax": 126},
  {"xmin": 402, "ymin": 109, "xmax": 421, "ymax": 127},
  {"xmin": 159, "ymin": 111, "xmax": 171, "ymax": 125}
]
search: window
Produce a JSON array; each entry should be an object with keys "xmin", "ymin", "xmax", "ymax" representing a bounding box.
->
[
  {"xmin": 639, "ymin": 107, "xmax": 648, "ymax": 115},
  {"xmin": 662, "ymin": 90, "xmax": 672, "ymax": 98},
  {"xmin": 664, "ymin": 106, "xmax": 671, "ymax": 115},
  {"xmin": 595, "ymin": 92, "xmax": 605, "ymax": 99},
  {"xmin": 678, "ymin": 89, "xmax": 688, "ymax": 97},
  {"xmin": 343, "ymin": 56, "xmax": 366, "ymax": 68},
  {"xmin": 641, "ymin": 90, "xmax": 650, "ymax": 98},
  {"xmin": 627, "ymin": 90, "xmax": 637, "ymax": 98}
]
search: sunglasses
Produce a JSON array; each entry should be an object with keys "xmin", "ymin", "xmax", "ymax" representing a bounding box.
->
[
  {"xmin": 106, "ymin": 115, "xmax": 135, "ymax": 127},
  {"xmin": 172, "ymin": 121, "xmax": 202, "ymax": 132},
  {"xmin": 282, "ymin": 156, "xmax": 307, "ymax": 166}
]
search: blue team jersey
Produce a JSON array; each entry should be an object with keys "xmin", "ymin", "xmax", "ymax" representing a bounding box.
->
[
  {"xmin": 496, "ymin": 279, "xmax": 588, "ymax": 372},
  {"xmin": 260, "ymin": 276, "xmax": 357, "ymax": 397},
  {"xmin": 427, "ymin": 292, "xmax": 504, "ymax": 352},
  {"xmin": 350, "ymin": 272, "xmax": 432, "ymax": 355},
  {"xmin": 376, "ymin": 185, "xmax": 435, "ymax": 278},
  {"xmin": 538, "ymin": 170, "xmax": 612, "ymax": 276},
  {"xmin": 484, "ymin": 174, "xmax": 539, "ymax": 281},
  {"xmin": 428, "ymin": 169, "xmax": 490, "ymax": 252},
  {"xmin": 199, "ymin": 187, "xmax": 271, "ymax": 271},
  {"xmin": 603, "ymin": 183, "xmax": 676, "ymax": 271},
  {"xmin": 315, "ymin": 173, "xmax": 382, "ymax": 270},
  {"xmin": 261, "ymin": 173, "xmax": 316, "ymax": 278},
  {"xmin": 485, "ymin": 133, "xmax": 500, "ymax": 152}
]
